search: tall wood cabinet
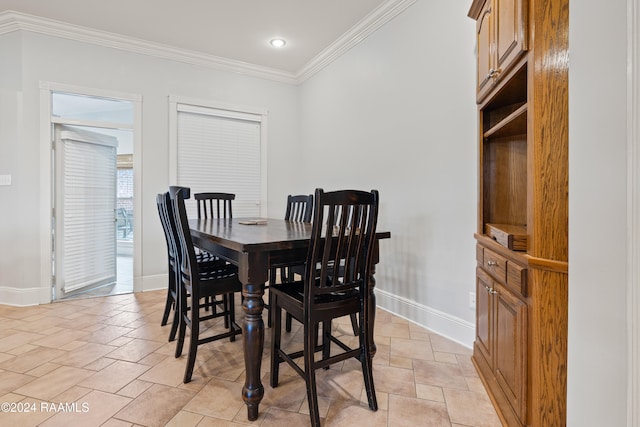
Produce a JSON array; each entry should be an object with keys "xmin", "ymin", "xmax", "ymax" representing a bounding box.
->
[{"xmin": 468, "ymin": 0, "xmax": 568, "ymax": 426}]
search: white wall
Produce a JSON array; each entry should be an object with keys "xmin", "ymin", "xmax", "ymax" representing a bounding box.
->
[
  {"xmin": 568, "ymin": 0, "xmax": 630, "ymax": 425},
  {"xmin": 0, "ymin": 30, "xmax": 299, "ymax": 302},
  {"xmin": 298, "ymin": 0, "xmax": 478, "ymax": 343}
]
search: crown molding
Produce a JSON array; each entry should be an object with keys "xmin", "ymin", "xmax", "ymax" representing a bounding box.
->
[
  {"xmin": 0, "ymin": 10, "xmax": 299, "ymax": 84},
  {"xmin": 296, "ymin": 0, "xmax": 416, "ymax": 83},
  {"xmin": 0, "ymin": 0, "xmax": 416, "ymax": 85}
]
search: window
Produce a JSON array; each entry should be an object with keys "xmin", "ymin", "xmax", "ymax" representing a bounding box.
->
[{"xmin": 169, "ymin": 98, "xmax": 268, "ymax": 218}]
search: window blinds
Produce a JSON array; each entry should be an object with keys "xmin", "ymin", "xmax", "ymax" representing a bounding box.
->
[
  {"xmin": 176, "ymin": 106, "xmax": 262, "ymax": 218},
  {"xmin": 56, "ymin": 127, "xmax": 117, "ymax": 293}
]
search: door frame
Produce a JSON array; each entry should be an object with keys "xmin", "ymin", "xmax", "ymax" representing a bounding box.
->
[
  {"xmin": 39, "ymin": 82, "xmax": 143, "ymax": 303},
  {"xmin": 628, "ymin": 0, "xmax": 640, "ymax": 423}
]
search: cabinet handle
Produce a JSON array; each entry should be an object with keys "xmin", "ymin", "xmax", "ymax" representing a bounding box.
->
[
  {"xmin": 487, "ymin": 260, "xmax": 497, "ymax": 267},
  {"xmin": 486, "ymin": 68, "xmax": 502, "ymax": 80},
  {"xmin": 484, "ymin": 285, "xmax": 498, "ymax": 295}
]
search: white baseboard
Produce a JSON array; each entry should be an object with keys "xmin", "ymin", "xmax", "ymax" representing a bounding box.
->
[
  {"xmin": 140, "ymin": 274, "xmax": 167, "ymax": 293},
  {"xmin": 0, "ymin": 286, "xmax": 44, "ymax": 306},
  {"xmin": 0, "ymin": 274, "xmax": 168, "ymax": 307},
  {"xmin": 375, "ymin": 288, "xmax": 475, "ymax": 349}
]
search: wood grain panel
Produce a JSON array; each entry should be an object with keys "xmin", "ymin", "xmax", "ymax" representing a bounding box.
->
[
  {"xmin": 484, "ymin": 135, "xmax": 527, "ymax": 225},
  {"xmin": 527, "ymin": 268, "xmax": 568, "ymax": 427},
  {"xmin": 527, "ymin": 0, "xmax": 569, "ymax": 262}
]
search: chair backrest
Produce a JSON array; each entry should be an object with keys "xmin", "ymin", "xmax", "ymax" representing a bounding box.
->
[
  {"xmin": 284, "ymin": 194, "xmax": 313, "ymax": 223},
  {"xmin": 169, "ymin": 186, "xmax": 200, "ymax": 293},
  {"xmin": 156, "ymin": 192, "xmax": 178, "ymax": 270},
  {"xmin": 194, "ymin": 192, "xmax": 235, "ymax": 219},
  {"xmin": 304, "ymin": 188, "xmax": 379, "ymax": 301}
]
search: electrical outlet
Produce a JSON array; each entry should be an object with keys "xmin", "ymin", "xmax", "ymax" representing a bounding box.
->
[{"xmin": 469, "ymin": 292, "xmax": 476, "ymax": 309}]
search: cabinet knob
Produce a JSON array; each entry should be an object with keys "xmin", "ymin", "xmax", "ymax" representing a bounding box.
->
[
  {"xmin": 484, "ymin": 285, "xmax": 498, "ymax": 295},
  {"xmin": 487, "ymin": 260, "xmax": 497, "ymax": 267},
  {"xmin": 487, "ymin": 68, "xmax": 502, "ymax": 80}
]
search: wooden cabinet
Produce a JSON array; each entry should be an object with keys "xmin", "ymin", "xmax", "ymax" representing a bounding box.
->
[
  {"xmin": 476, "ymin": 248, "xmax": 528, "ymax": 424},
  {"xmin": 470, "ymin": 0, "xmax": 528, "ymax": 102},
  {"xmin": 468, "ymin": 0, "xmax": 568, "ymax": 426}
]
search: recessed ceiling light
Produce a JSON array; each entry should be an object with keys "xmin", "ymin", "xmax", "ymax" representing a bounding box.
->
[{"xmin": 270, "ymin": 38, "xmax": 287, "ymax": 48}]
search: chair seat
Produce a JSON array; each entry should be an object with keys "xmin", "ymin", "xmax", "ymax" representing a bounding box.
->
[
  {"xmin": 272, "ymin": 280, "xmax": 360, "ymax": 305},
  {"xmin": 198, "ymin": 261, "xmax": 238, "ymax": 279}
]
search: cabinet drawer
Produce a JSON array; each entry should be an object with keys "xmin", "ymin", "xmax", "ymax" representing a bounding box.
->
[
  {"xmin": 506, "ymin": 262, "xmax": 527, "ymax": 296},
  {"xmin": 483, "ymin": 248, "xmax": 507, "ymax": 282}
]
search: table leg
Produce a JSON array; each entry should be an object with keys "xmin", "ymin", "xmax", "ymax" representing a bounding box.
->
[{"xmin": 241, "ymin": 282, "xmax": 264, "ymax": 421}]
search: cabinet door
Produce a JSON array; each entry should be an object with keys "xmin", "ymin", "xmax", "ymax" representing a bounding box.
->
[
  {"xmin": 475, "ymin": 0, "xmax": 494, "ymax": 101},
  {"xmin": 494, "ymin": 283, "xmax": 528, "ymax": 423},
  {"xmin": 475, "ymin": 267, "xmax": 494, "ymax": 367},
  {"xmin": 495, "ymin": 0, "xmax": 528, "ymax": 76}
]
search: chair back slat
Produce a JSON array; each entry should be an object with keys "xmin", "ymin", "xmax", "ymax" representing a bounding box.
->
[{"xmin": 194, "ymin": 192, "xmax": 235, "ymax": 219}]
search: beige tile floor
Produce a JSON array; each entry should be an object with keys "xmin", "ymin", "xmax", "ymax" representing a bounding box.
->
[{"xmin": 0, "ymin": 290, "xmax": 501, "ymax": 427}]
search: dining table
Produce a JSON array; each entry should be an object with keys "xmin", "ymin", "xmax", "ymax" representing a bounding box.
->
[{"xmin": 189, "ymin": 217, "xmax": 390, "ymax": 421}]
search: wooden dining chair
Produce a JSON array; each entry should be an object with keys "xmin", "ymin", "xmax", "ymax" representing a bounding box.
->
[
  {"xmin": 157, "ymin": 192, "xmax": 181, "ymax": 342},
  {"xmin": 157, "ymin": 191, "xmax": 233, "ymax": 340},
  {"xmin": 274, "ymin": 193, "xmax": 358, "ymax": 336},
  {"xmin": 169, "ymin": 186, "xmax": 243, "ymax": 383},
  {"xmin": 269, "ymin": 188, "xmax": 380, "ymax": 427}
]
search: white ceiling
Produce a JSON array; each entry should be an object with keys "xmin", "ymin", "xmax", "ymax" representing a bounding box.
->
[{"xmin": 0, "ymin": 0, "xmax": 400, "ymax": 75}]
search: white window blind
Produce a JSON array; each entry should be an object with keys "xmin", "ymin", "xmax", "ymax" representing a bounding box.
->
[
  {"xmin": 56, "ymin": 127, "xmax": 117, "ymax": 293},
  {"xmin": 176, "ymin": 106, "xmax": 262, "ymax": 218}
]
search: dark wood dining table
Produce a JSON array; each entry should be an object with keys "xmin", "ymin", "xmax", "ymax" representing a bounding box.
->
[{"xmin": 189, "ymin": 217, "xmax": 390, "ymax": 421}]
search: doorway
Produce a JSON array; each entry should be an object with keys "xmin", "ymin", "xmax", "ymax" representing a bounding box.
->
[{"xmin": 50, "ymin": 91, "xmax": 136, "ymax": 300}]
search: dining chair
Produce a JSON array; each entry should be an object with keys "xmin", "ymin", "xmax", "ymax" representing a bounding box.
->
[
  {"xmin": 274, "ymin": 194, "xmax": 358, "ymax": 336},
  {"xmin": 157, "ymin": 191, "xmax": 233, "ymax": 340},
  {"xmin": 157, "ymin": 192, "xmax": 181, "ymax": 342},
  {"xmin": 169, "ymin": 186, "xmax": 243, "ymax": 383},
  {"xmin": 269, "ymin": 188, "xmax": 380, "ymax": 427}
]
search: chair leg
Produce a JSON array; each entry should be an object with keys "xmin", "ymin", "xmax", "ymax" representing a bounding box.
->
[
  {"xmin": 161, "ymin": 288, "xmax": 173, "ymax": 326},
  {"xmin": 361, "ymin": 352, "xmax": 378, "ymax": 411},
  {"xmin": 183, "ymin": 306, "xmax": 199, "ymax": 383},
  {"xmin": 162, "ymin": 270, "xmax": 176, "ymax": 326},
  {"xmin": 305, "ymin": 321, "xmax": 321, "ymax": 427},
  {"xmin": 175, "ymin": 289, "xmax": 187, "ymax": 358},
  {"xmin": 361, "ymin": 322, "xmax": 378, "ymax": 411},
  {"xmin": 267, "ymin": 268, "xmax": 277, "ymax": 328},
  {"xmin": 270, "ymin": 294, "xmax": 282, "ymax": 388},
  {"xmin": 350, "ymin": 313, "xmax": 359, "ymax": 336},
  {"xmin": 322, "ymin": 320, "xmax": 331, "ymax": 369},
  {"xmin": 285, "ymin": 312, "xmax": 293, "ymax": 332},
  {"xmin": 168, "ymin": 296, "xmax": 180, "ymax": 342},
  {"xmin": 222, "ymin": 295, "xmax": 230, "ymax": 329},
  {"xmin": 228, "ymin": 293, "xmax": 236, "ymax": 342}
]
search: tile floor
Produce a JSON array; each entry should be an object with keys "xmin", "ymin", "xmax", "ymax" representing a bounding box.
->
[{"xmin": 0, "ymin": 290, "xmax": 501, "ymax": 426}]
